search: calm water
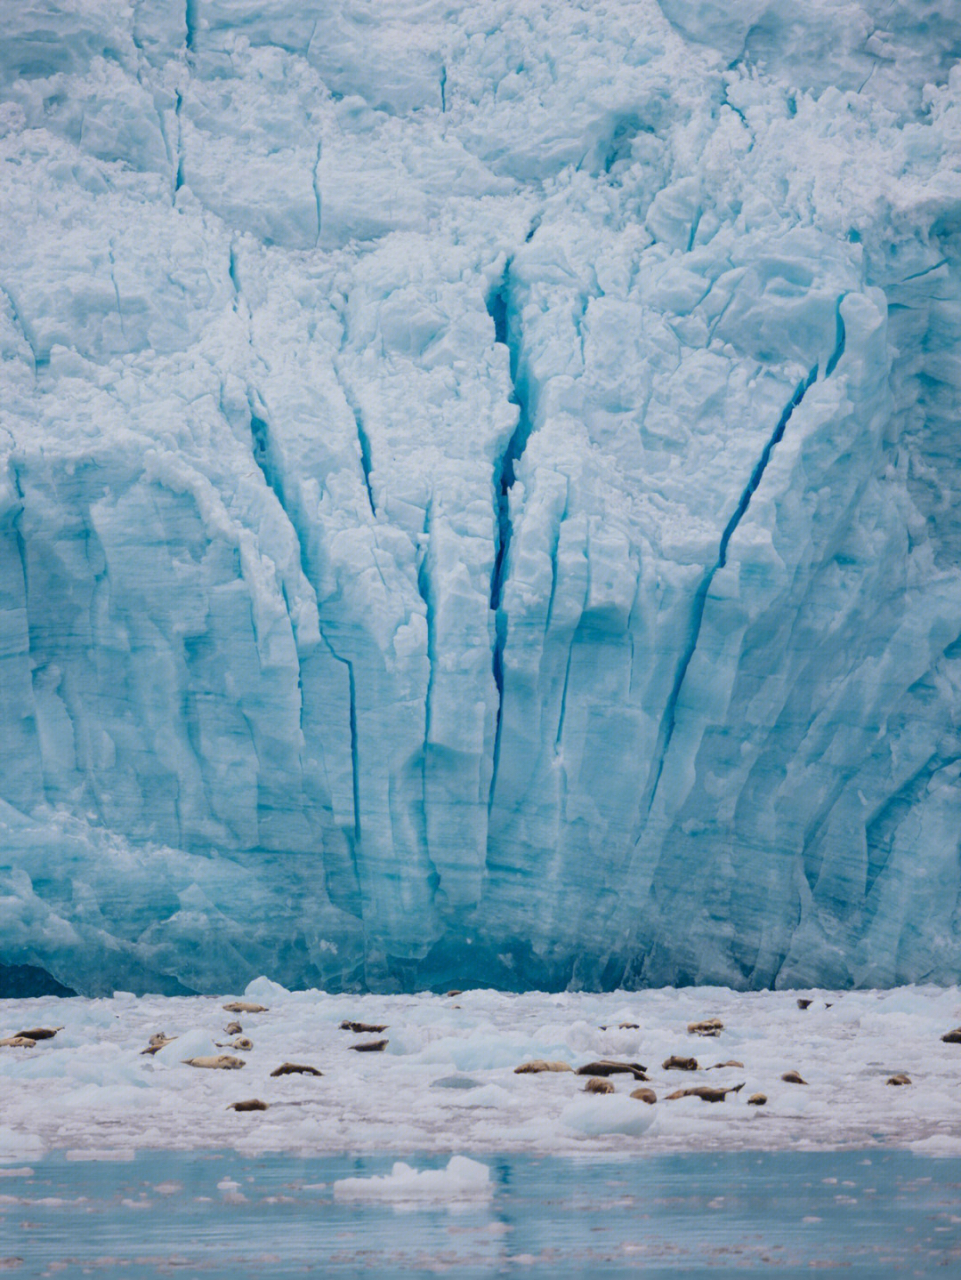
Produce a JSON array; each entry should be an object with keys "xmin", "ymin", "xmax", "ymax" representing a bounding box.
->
[{"xmin": 1, "ymin": 1149, "xmax": 959, "ymax": 1277}]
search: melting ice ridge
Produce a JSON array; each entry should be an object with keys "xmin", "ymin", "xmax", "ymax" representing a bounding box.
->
[{"xmin": 1, "ymin": 1, "xmax": 960, "ymax": 995}]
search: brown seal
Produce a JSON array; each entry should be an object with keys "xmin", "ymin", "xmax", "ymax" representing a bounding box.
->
[
  {"xmin": 619, "ymin": 1022, "xmax": 640, "ymax": 1030},
  {"xmin": 445, "ymin": 990, "xmax": 463, "ymax": 997},
  {"xmin": 16, "ymin": 1026, "xmax": 63, "ymax": 1041},
  {"xmin": 630, "ymin": 1087, "xmax": 657, "ymax": 1104},
  {"xmin": 666, "ymin": 1083, "xmax": 744, "ymax": 1103},
  {"xmin": 781, "ymin": 1070, "xmax": 807, "ymax": 1084},
  {"xmin": 141, "ymin": 1033, "xmax": 177, "ymax": 1055},
  {"xmin": 0, "ymin": 1036, "xmax": 35, "ymax": 1048},
  {"xmin": 886, "ymin": 1073, "xmax": 911, "ymax": 1086},
  {"xmin": 228, "ymin": 1099, "xmax": 269, "ymax": 1111},
  {"xmin": 340, "ymin": 1021, "xmax": 387, "ymax": 1034},
  {"xmin": 216, "ymin": 1037, "xmax": 254, "ymax": 1051},
  {"xmin": 270, "ymin": 1062, "xmax": 323, "ymax": 1077},
  {"xmin": 183, "ymin": 1055, "xmax": 245, "ymax": 1070},
  {"xmin": 350, "ymin": 1039, "xmax": 388, "ymax": 1052},
  {"xmin": 222, "ymin": 1002, "xmax": 269, "ymax": 1014},
  {"xmin": 575, "ymin": 1060, "xmax": 647, "ymax": 1080},
  {"xmin": 224, "ymin": 1021, "xmax": 243, "ymax": 1035},
  {"xmin": 662, "ymin": 1055, "xmax": 698, "ymax": 1071},
  {"xmin": 796, "ymin": 999, "xmax": 812, "ymax": 1010},
  {"xmin": 584, "ymin": 1077, "xmax": 615, "ymax": 1094},
  {"xmin": 514, "ymin": 1060, "xmax": 572, "ymax": 1074},
  {"xmin": 687, "ymin": 1018, "xmax": 723, "ymax": 1037},
  {"xmin": 747, "ymin": 1093, "xmax": 767, "ymax": 1105},
  {"xmin": 708, "ymin": 1060, "xmax": 744, "ymax": 1069},
  {"xmin": 941, "ymin": 1027, "xmax": 961, "ymax": 1044}
]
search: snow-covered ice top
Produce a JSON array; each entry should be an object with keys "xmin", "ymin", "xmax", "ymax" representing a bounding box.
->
[{"xmin": 1, "ymin": 1, "xmax": 959, "ymax": 995}]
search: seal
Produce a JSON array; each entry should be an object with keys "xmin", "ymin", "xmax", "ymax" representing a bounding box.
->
[
  {"xmin": 183, "ymin": 1055, "xmax": 245, "ymax": 1070},
  {"xmin": 270, "ymin": 1062, "xmax": 323, "ymax": 1077},
  {"xmin": 228, "ymin": 1099, "xmax": 269, "ymax": 1111},
  {"xmin": 223, "ymin": 1002, "xmax": 268, "ymax": 1014},
  {"xmin": 224, "ymin": 1021, "xmax": 243, "ymax": 1035},
  {"xmin": 630, "ymin": 1087, "xmax": 657, "ymax": 1104},
  {"xmin": 687, "ymin": 1018, "xmax": 723, "ymax": 1036},
  {"xmin": 781, "ymin": 1070, "xmax": 807, "ymax": 1084},
  {"xmin": 514, "ymin": 1060, "xmax": 572, "ymax": 1074},
  {"xmin": 662, "ymin": 1055, "xmax": 698, "ymax": 1071},
  {"xmin": 15, "ymin": 1026, "xmax": 63, "ymax": 1041},
  {"xmin": 707, "ymin": 1060, "xmax": 744, "ymax": 1069},
  {"xmin": 666, "ymin": 1083, "xmax": 744, "ymax": 1102},
  {"xmin": 796, "ymin": 999, "xmax": 812, "ymax": 1010},
  {"xmin": 340, "ymin": 1021, "xmax": 387, "ymax": 1034},
  {"xmin": 141, "ymin": 1033, "xmax": 177, "ymax": 1055},
  {"xmin": 0, "ymin": 1035, "xmax": 35, "ymax": 1048},
  {"xmin": 747, "ymin": 1093, "xmax": 767, "ymax": 1105},
  {"xmin": 350, "ymin": 1039, "xmax": 388, "ymax": 1052},
  {"xmin": 584, "ymin": 1077, "xmax": 615, "ymax": 1094},
  {"xmin": 886, "ymin": 1073, "xmax": 911, "ymax": 1086},
  {"xmin": 216, "ymin": 1037, "xmax": 254, "ymax": 1051},
  {"xmin": 941, "ymin": 1027, "xmax": 961, "ymax": 1044},
  {"xmin": 575, "ymin": 1060, "xmax": 647, "ymax": 1080}
]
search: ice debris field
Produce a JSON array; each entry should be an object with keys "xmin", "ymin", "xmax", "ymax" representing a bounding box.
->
[
  {"xmin": 2, "ymin": 981, "xmax": 961, "ymax": 1161},
  {"xmin": 2, "ymin": 0, "xmax": 960, "ymax": 999}
]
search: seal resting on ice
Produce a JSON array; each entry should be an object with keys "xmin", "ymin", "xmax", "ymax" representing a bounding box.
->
[{"xmin": 183, "ymin": 1055, "xmax": 245, "ymax": 1069}]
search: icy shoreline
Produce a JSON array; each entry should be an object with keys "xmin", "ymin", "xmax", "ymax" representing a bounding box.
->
[{"xmin": 2, "ymin": 980, "xmax": 959, "ymax": 1162}]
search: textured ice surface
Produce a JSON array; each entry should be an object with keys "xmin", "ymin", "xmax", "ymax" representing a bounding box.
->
[
  {"xmin": 1, "ymin": 2, "xmax": 960, "ymax": 994},
  {"xmin": 2, "ymin": 982, "xmax": 961, "ymax": 1160}
]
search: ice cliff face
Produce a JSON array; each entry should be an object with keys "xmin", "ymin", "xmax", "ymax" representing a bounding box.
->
[{"xmin": 1, "ymin": 1, "xmax": 960, "ymax": 996}]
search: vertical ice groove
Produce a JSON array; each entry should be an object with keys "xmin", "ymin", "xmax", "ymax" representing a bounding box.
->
[
  {"xmin": 439, "ymin": 65, "xmax": 447, "ymax": 113},
  {"xmin": 416, "ymin": 502, "xmax": 435, "ymax": 870},
  {"xmin": 227, "ymin": 242, "xmax": 241, "ymax": 301},
  {"xmin": 184, "ymin": 0, "xmax": 197, "ymax": 53},
  {"xmin": 107, "ymin": 245, "xmax": 126, "ymax": 338},
  {"xmin": 825, "ymin": 294, "xmax": 847, "ymax": 378},
  {"xmin": 417, "ymin": 500, "xmax": 434, "ymax": 738},
  {"xmin": 311, "ymin": 138, "xmax": 323, "ymax": 247},
  {"xmin": 332, "ymin": 362, "xmax": 376, "ymax": 516},
  {"xmin": 485, "ymin": 256, "xmax": 536, "ymax": 809},
  {"xmin": 246, "ymin": 391, "xmax": 362, "ymax": 840},
  {"xmin": 640, "ymin": 364, "xmax": 820, "ymax": 821},
  {"xmin": 543, "ymin": 480, "xmax": 569, "ymax": 636},
  {"xmin": 0, "ymin": 285, "xmax": 40, "ymax": 374},
  {"xmin": 174, "ymin": 91, "xmax": 184, "ymax": 192}
]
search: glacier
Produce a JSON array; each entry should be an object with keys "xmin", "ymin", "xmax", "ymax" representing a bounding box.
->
[{"xmin": 0, "ymin": 0, "xmax": 959, "ymax": 996}]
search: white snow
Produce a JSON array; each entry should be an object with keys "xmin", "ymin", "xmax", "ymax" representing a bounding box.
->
[{"xmin": 2, "ymin": 981, "xmax": 960, "ymax": 1162}]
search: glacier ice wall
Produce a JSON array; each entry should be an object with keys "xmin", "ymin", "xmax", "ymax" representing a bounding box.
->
[{"xmin": 1, "ymin": 0, "xmax": 960, "ymax": 995}]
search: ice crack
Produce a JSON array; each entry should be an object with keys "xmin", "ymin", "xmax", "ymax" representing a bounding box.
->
[
  {"xmin": 641, "ymin": 364, "xmax": 819, "ymax": 820},
  {"xmin": 247, "ymin": 391, "xmax": 362, "ymax": 840},
  {"xmin": 184, "ymin": 0, "xmax": 197, "ymax": 54},
  {"xmin": 485, "ymin": 258, "xmax": 535, "ymax": 807}
]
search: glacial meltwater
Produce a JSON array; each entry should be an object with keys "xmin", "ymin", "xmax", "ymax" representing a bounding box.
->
[{"xmin": 1, "ymin": 1149, "xmax": 959, "ymax": 1277}]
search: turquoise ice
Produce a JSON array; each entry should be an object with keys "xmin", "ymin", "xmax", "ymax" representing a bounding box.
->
[{"xmin": 1, "ymin": 2, "xmax": 959, "ymax": 994}]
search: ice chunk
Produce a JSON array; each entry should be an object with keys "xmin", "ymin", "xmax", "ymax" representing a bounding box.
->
[{"xmin": 333, "ymin": 1155, "xmax": 492, "ymax": 1204}]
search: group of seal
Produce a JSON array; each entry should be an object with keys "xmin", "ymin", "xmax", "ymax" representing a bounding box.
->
[
  {"xmin": 7, "ymin": 996, "xmax": 950, "ymax": 1127},
  {"xmin": 511, "ymin": 1001, "xmax": 951, "ymax": 1108}
]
